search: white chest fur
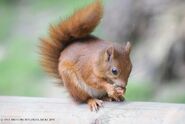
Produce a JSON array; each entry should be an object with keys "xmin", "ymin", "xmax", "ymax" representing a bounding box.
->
[{"xmin": 76, "ymin": 77, "xmax": 106, "ymax": 98}]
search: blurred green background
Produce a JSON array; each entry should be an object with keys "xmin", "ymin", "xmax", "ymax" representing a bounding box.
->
[{"xmin": 0, "ymin": 0, "xmax": 185, "ymax": 103}]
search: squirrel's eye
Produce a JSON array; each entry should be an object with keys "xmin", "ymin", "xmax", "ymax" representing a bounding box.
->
[{"xmin": 111, "ymin": 67, "xmax": 118, "ymax": 76}]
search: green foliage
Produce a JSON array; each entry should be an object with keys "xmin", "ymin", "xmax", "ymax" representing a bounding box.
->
[
  {"xmin": 125, "ymin": 81, "xmax": 154, "ymax": 101},
  {"xmin": 0, "ymin": 37, "xmax": 43, "ymax": 96},
  {"xmin": 0, "ymin": 3, "xmax": 16, "ymax": 41}
]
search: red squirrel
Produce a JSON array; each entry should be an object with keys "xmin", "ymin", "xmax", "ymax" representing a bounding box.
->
[{"xmin": 39, "ymin": 0, "xmax": 132, "ymax": 111}]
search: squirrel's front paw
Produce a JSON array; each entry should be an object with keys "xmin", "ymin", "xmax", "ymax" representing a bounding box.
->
[
  {"xmin": 115, "ymin": 87, "xmax": 125, "ymax": 101},
  {"xmin": 88, "ymin": 99, "xmax": 103, "ymax": 112},
  {"xmin": 107, "ymin": 86, "xmax": 123, "ymax": 102}
]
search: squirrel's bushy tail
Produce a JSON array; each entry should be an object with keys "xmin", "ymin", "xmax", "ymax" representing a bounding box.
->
[{"xmin": 39, "ymin": 0, "xmax": 103, "ymax": 80}]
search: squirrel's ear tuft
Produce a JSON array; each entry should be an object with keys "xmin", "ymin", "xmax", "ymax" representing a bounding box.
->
[
  {"xmin": 124, "ymin": 41, "xmax": 132, "ymax": 55},
  {"xmin": 105, "ymin": 46, "xmax": 114, "ymax": 61}
]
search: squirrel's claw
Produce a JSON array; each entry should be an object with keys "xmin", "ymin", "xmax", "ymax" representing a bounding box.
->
[{"xmin": 88, "ymin": 99, "xmax": 103, "ymax": 112}]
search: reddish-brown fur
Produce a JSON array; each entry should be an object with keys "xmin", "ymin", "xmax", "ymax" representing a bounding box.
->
[
  {"xmin": 39, "ymin": 0, "xmax": 132, "ymax": 111},
  {"xmin": 39, "ymin": 0, "xmax": 103, "ymax": 80}
]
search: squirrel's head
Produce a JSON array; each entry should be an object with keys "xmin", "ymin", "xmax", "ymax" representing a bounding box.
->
[{"xmin": 95, "ymin": 42, "xmax": 132, "ymax": 89}]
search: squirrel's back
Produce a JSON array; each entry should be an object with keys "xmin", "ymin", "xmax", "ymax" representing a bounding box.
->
[
  {"xmin": 39, "ymin": 0, "xmax": 103, "ymax": 81},
  {"xmin": 59, "ymin": 35, "xmax": 111, "ymax": 65}
]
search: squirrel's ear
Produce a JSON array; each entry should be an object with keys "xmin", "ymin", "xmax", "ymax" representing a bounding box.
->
[
  {"xmin": 105, "ymin": 46, "xmax": 114, "ymax": 61},
  {"xmin": 124, "ymin": 41, "xmax": 131, "ymax": 55}
]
